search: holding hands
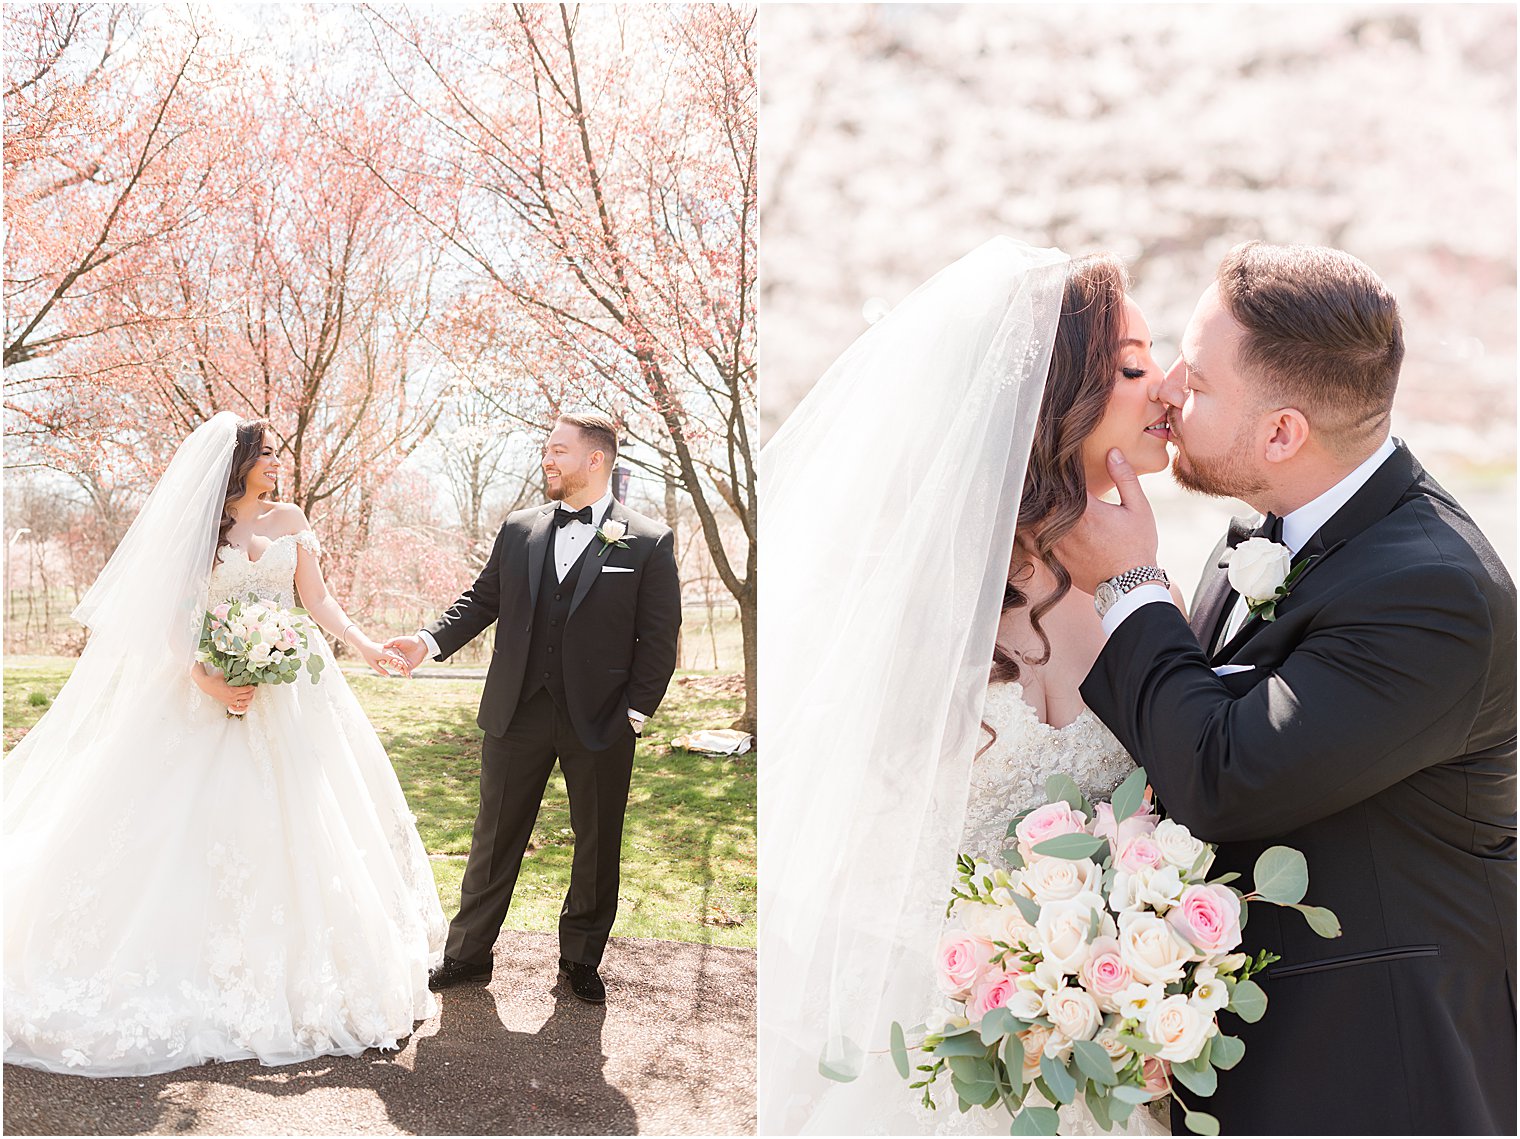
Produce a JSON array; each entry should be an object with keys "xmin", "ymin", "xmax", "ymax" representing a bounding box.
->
[{"xmin": 381, "ymin": 634, "xmax": 429, "ymax": 678}]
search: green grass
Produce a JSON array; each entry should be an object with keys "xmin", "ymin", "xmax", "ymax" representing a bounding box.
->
[{"xmin": 3, "ymin": 656, "xmax": 755, "ymax": 948}]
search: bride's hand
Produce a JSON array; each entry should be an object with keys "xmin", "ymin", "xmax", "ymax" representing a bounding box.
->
[
  {"xmin": 212, "ymin": 677, "xmax": 255, "ymax": 714},
  {"xmin": 356, "ymin": 637, "xmax": 408, "ymax": 677}
]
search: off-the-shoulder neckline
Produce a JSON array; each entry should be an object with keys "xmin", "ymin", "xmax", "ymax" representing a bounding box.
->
[{"xmin": 224, "ymin": 529, "xmax": 316, "ymax": 566}]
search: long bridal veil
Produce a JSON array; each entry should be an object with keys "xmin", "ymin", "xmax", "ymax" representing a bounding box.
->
[
  {"xmin": 758, "ymin": 239, "xmax": 1068, "ymax": 1133},
  {"xmin": 4, "ymin": 412, "xmax": 237, "ymax": 826}
]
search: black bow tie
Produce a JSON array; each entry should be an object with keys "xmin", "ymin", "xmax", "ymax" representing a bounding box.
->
[
  {"xmin": 1227, "ymin": 512, "xmax": 1283, "ymax": 549},
  {"xmin": 554, "ymin": 505, "xmax": 593, "ymax": 528}
]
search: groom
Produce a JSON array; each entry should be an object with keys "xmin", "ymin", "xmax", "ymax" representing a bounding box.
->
[
  {"xmin": 1060, "ymin": 243, "xmax": 1515, "ymax": 1134},
  {"xmin": 387, "ymin": 411, "xmax": 681, "ymax": 1003}
]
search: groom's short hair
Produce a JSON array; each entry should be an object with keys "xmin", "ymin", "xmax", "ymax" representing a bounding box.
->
[
  {"xmin": 557, "ymin": 411, "xmax": 619, "ymax": 464},
  {"xmin": 1218, "ymin": 242, "xmax": 1403, "ymax": 449}
]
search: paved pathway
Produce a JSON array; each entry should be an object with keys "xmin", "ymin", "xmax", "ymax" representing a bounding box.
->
[{"xmin": 3, "ymin": 931, "xmax": 755, "ymax": 1136}]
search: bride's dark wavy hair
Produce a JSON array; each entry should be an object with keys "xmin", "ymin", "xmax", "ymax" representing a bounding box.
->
[
  {"xmin": 991, "ymin": 253, "xmax": 1130, "ymax": 687},
  {"xmin": 215, "ymin": 418, "xmax": 274, "ymax": 564}
]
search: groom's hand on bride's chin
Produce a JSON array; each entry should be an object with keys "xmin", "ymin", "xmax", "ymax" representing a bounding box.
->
[{"xmin": 1056, "ymin": 449, "xmax": 1160, "ymax": 593}]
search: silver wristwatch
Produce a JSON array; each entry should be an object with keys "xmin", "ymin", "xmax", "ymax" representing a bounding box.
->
[{"xmin": 1093, "ymin": 565, "xmax": 1171, "ymax": 618}]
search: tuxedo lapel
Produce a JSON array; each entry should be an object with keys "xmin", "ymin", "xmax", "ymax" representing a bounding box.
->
[
  {"xmin": 568, "ymin": 499, "xmax": 622, "ymax": 618},
  {"xmin": 1190, "ymin": 518, "xmax": 1251, "ymax": 648},
  {"xmin": 525, "ymin": 506, "xmax": 556, "ymax": 610}
]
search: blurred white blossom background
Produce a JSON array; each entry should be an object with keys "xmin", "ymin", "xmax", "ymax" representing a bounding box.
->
[{"xmin": 760, "ymin": 3, "xmax": 1515, "ymax": 575}]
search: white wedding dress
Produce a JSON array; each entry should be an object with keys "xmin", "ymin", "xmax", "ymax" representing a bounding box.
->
[
  {"xmin": 924, "ymin": 681, "xmax": 1167, "ymax": 1137},
  {"xmin": 3, "ymin": 529, "xmax": 447, "ymax": 1077}
]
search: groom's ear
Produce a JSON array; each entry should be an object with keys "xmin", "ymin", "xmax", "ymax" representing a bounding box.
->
[{"xmin": 1263, "ymin": 408, "xmax": 1311, "ymax": 464}]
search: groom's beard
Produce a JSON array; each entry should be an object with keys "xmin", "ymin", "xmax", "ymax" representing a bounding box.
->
[
  {"xmin": 1169, "ymin": 419, "xmax": 1269, "ymax": 500},
  {"xmin": 545, "ymin": 469, "xmax": 588, "ymax": 501}
]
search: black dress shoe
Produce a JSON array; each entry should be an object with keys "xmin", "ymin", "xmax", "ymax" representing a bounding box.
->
[
  {"xmin": 558, "ymin": 957, "xmax": 606, "ymax": 1004},
  {"xmin": 428, "ymin": 955, "xmax": 492, "ymax": 991}
]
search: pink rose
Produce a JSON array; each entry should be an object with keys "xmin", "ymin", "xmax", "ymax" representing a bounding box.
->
[
  {"xmin": 212, "ymin": 603, "xmax": 232, "ymax": 621},
  {"xmin": 1142, "ymin": 1056, "xmax": 1170, "ymax": 1097},
  {"xmin": 1094, "ymin": 799, "xmax": 1159, "ymax": 848},
  {"xmin": 1077, "ymin": 937, "xmax": 1133, "ymax": 1012},
  {"xmin": 1116, "ymin": 834, "xmax": 1164, "ymax": 873},
  {"xmin": 967, "ymin": 969, "xmax": 1019, "ymax": 1023},
  {"xmin": 1166, "ymin": 885, "xmax": 1243, "ymax": 955},
  {"xmin": 1015, "ymin": 802, "xmax": 1089, "ymax": 858},
  {"xmin": 936, "ymin": 931, "xmax": 993, "ymax": 1000}
]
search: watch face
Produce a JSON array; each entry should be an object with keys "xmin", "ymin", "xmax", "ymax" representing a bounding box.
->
[{"xmin": 1095, "ymin": 581, "xmax": 1119, "ymax": 612}]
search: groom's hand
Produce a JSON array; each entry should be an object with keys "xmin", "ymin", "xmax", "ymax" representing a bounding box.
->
[
  {"xmin": 382, "ymin": 634, "xmax": 427, "ymax": 678},
  {"xmin": 1056, "ymin": 448, "xmax": 1160, "ymax": 594}
]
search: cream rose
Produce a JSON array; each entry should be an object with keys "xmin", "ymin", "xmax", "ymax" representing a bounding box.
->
[
  {"xmin": 1117, "ymin": 912, "xmax": 1192, "ymax": 985},
  {"xmin": 599, "ymin": 519, "xmax": 628, "ymax": 543},
  {"xmin": 1024, "ymin": 856, "xmax": 1100, "ymax": 905},
  {"xmin": 1223, "ymin": 535, "xmax": 1292, "ymax": 604},
  {"xmin": 1045, "ymin": 984, "xmax": 1103, "ymax": 1042},
  {"xmin": 1152, "ymin": 819, "xmax": 1214, "ymax": 877},
  {"xmin": 1036, "ymin": 895, "xmax": 1105, "ymax": 974},
  {"xmin": 1143, "ymin": 993, "xmax": 1216, "ymax": 1062},
  {"xmin": 1167, "ymin": 884, "xmax": 1243, "ymax": 957}
]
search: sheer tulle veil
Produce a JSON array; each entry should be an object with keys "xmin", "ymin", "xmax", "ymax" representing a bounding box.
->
[
  {"xmin": 758, "ymin": 239, "xmax": 1068, "ymax": 1133},
  {"xmin": 4, "ymin": 412, "xmax": 238, "ymax": 825}
]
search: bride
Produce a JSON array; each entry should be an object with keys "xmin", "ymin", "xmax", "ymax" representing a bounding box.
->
[
  {"xmin": 759, "ymin": 240, "xmax": 1180, "ymax": 1134},
  {"xmin": 4, "ymin": 413, "xmax": 447, "ymax": 1077}
]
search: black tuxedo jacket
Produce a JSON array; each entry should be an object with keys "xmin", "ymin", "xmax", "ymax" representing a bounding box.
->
[
  {"xmin": 1082, "ymin": 442, "xmax": 1515, "ymax": 1135},
  {"xmin": 426, "ymin": 499, "xmax": 681, "ymax": 751}
]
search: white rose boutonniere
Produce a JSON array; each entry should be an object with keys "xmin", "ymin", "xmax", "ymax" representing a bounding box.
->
[
  {"xmin": 595, "ymin": 518, "xmax": 631, "ymax": 557},
  {"xmin": 1221, "ymin": 536, "xmax": 1314, "ymax": 623}
]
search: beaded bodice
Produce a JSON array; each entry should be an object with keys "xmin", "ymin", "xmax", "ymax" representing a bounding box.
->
[{"xmin": 207, "ymin": 530, "xmax": 321, "ymax": 609}]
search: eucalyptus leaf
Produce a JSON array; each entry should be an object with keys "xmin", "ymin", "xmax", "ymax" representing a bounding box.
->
[
  {"xmin": 1071, "ymin": 1039, "xmax": 1118, "ymax": 1087},
  {"xmin": 1045, "ymin": 773, "xmax": 1089, "ymax": 814},
  {"xmin": 1010, "ymin": 892, "xmax": 1041, "ymax": 926},
  {"xmin": 1209, "ymin": 1033, "xmax": 1245, "ymax": 1070},
  {"xmin": 890, "ymin": 1021, "xmax": 910, "ymax": 1078},
  {"xmin": 1291, "ymin": 903, "xmax": 1343, "ymax": 938},
  {"xmin": 1208, "ymin": 872, "xmax": 1241, "ymax": 887},
  {"xmin": 981, "ymin": 1008, "xmax": 1015, "ymax": 1045},
  {"xmin": 1085, "ymin": 1082, "xmax": 1115, "ymax": 1132},
  {"xmin": 1252, "ymin": 846, "xmax": 1309, "ymax": 905},
  {"xmin": 1111, "ymin": 1084, "xmax": 1152, "ymax": 1105},
  {"xmin": 1109, "ymin": 767, "xmax": 1148, "ymax": 823},
  {"xmin": 1031, "ymin": 833, "xmax": 1107, "ymax": 861},
  {"xmin": 1010, "ymin": 1106, "xmax": 1061, "ymax": 1135},
  {"xmin": 1006, "ymin": 807, "xmax": 1035, "ymax": 838},
  {"xmin": 1184, "ymin": 1109, "xmax": 1222, "ymax": 1136},
  {"xmin": 1001, "ymin": 1035, "xmax": 1027, "ymax": 1096},
  {"xmin": 1002, "ymin": 845, "xmax": 1026, "ymax": 869},
  {"xmin": 948, "ymin": 1055, "xmax": 995, "ymax": 1085},
  {"xmin": 1039, "ymin": 1053, "xmax": 1077, "ymax": 1105},
  {"xmin": 1228, "ymin": 978, "xmax": 1268, "ymax": 1023},
  {"xmin": 1117, "ymin": 1033, "xmax": 1162, "ymax": 1056},
  {"xmin": 936, "ymin": 1032, "xmax": 992, "ymax": 1058},
  {"xmin": 951, "ymin": 1075, "xmax": 996, "ymax": 1109},
  {"xmin": 1170, "ymin": 1058, "xmax": 1217, "ymax": 1097}
]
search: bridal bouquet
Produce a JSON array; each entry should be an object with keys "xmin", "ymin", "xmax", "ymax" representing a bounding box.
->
[
  {"xmin": 197, "ymin": 597, "xmax": 325, "ymax": 715},
  {"xmin": 892, "ymin": 769, "xmax": 1340, "ymax": 1136}
]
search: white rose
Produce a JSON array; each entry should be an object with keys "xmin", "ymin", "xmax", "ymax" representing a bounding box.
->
[
  {"xmin": 1143, "ymin": 993, "xmax": 1216, "ymax": 1062},
  {"xmin": 599, "ymin": 520, "xmax": 627, "ymax": 542},
  {"xmin": 1094, "ymin": 1019, "xmax": 1130, "ymax": 1061},
  {"xmin": 1152, "ymin": 819, "xmax": 1213, "ymax": 877},
  {"xmin": 1117, "ymin": 911, "xmax": 1192, "ymax": 985},
  {"xmin": 1188, "ymin": 965, "xmax": 1231, "ymax": 1013},
  {"xmin": 1114, "ymin": 981, "xmax": 1165, "ymax": 1021},
  {"xmin": 1036, "ymin": 897, "xmax": 1101, "ymax": 974},
  {"xmin": 247, "ymin": 643, "xmax": 274, "ymax": 665},
  {"xmin": 1044, "ymin": 985, "xmax": 1103, "ymax": 1042},
  {"xmin": 1025, "ymin": 857, "xmax": 1101, "ymax": 906},
  {"xmin": 1222, "ymin": 536, "xmax": 1292, "ymax": 605}
]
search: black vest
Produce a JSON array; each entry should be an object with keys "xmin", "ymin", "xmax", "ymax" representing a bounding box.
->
[{"xmin": 523, "ymin": 531, "xmax": 591, "ymax": 707}]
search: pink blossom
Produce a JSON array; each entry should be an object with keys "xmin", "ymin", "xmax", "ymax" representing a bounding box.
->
[{"xmin": 1142, "ymin": 1056, "xmax": 1171, "ymax": 1097}]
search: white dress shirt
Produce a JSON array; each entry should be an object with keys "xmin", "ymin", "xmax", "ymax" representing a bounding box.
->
[
  {"xmin": 1101, "ymin": 436, "xmax": 1399, "ymax": 643},
  {"xmin": 414, "ymin": 487, "xmax": 647, "ymax": 730}
]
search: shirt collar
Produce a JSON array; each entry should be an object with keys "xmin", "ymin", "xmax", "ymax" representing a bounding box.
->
[
  {"xmin": 560, "ymin": 484, "xmax": 615, "ymax": 525},
  {"xmin": 1280, "ymin": 435, "xmax": 1397, "ymax": 554}
]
